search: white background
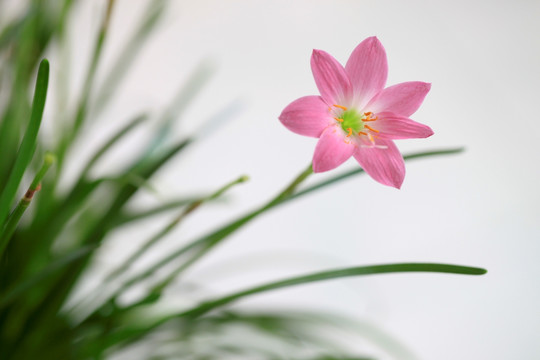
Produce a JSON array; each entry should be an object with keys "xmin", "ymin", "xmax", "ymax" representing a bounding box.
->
[{"xmin": 5, "ymin": 0, "xmax": 540, "ymax": 359}]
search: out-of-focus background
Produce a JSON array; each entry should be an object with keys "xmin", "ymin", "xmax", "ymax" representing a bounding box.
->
[{"xmin": 3, "ymin": 0, "xmax": 539, "ymax": 359}]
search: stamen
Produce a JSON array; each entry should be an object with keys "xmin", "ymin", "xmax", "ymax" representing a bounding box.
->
[
  {"xmin": 364, "ymin": 125, "xmax": 379, "ymax": 133},
  {"xmin": 346, "ymin": 128, "xmax": 353, "ymax": 137},
  {"xmin": 334, "ymin": 117, "xmax": 344, "ymax": 122},
  {"xmin": 368, "ymin": 133, "xmax": 375, "ymax": 143},
  {"xmin": 363, "ymin": 112, "xmax": 372, "ymax": 116},
  {"xmin": 362, "ymin": 117, "xmax": 376, "ymax": 122},
  {"xmin": 333, "ymin": 104, "xmax": 348, "ymax": 111},
  {"xmin": 358, "ymin": 131, "xmax": 367, "ymax": 136}
]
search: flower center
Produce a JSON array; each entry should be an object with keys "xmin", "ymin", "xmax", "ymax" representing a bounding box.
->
[
  {"xmin": 331, "ymin": 105, "xmax": 379, "ymax": 139},
  {"xmin": 340, "ymin": 109, "xmax": 364, "ymax": 134}
]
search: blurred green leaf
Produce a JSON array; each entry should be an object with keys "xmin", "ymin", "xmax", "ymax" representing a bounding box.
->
[
  {"xmin": 0, "ymin": 153, "xmax": 55, "ymax": 255},
  {"xmin": 0, "ymin": 59, "xmax": 49, "ymax": 231},
  {"xmin": 93, "ymin": 0, "xmax": 167, "ymax": 116},
  {"xmin": 113, "ymin": 196, "xmax": 210, "ymax": 226},
  {"xmin": 79, "ymin": 113, "xmax": 148, "ymax": 178},
  {"xmin": 0, "ymin": 245, "xmax": 96, "ymax": 308},
  {"xmin": 56, "ymin": 0, "xmax": 116, "ymax": 172},
  {"xmin": 106, "ymin": 175, "xmax": 248, "ymax": 282}
]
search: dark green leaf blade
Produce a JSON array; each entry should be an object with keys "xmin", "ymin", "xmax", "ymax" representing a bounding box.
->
[{"xmin": 0, "ymin": 59, "xmax": 49, "ymax": 228}]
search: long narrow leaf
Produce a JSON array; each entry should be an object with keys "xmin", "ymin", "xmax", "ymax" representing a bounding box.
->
[
  {"xmin": 102, "ymin": 263, "xmax": 486, "ymax": 348},
  {"xmin": 0, "ymin": 153, "xmax": 55, "ymax": 255},
  {"xmin": 56, "ymin": 0, "xmax": 115, "ymax": 172},
  {"xmin": 179, "ymin": 263, "xmax": 487, "ymax": 319},
  {"xmin": 79, "ymin": 113, "xmax": 147, "ymax": 178},
  {"xmin": 113, "ymin": 196, "xmax": 208, "ymax": 226},
  {"xmin": 0, "ymin": 245, "xmax": 96, "ymax": 308},
  {"xmin": 37, "ymin": 139, "xmax": 194, "ymax": 319},
  {"xmin": 92, "ymin": 0, "xmax": 166, "ymax": 116},
  {"xmin": 0, "ymin": 59, "xmax": 49, "ymax": 228},
  {"xmin": 106, "ymin": 175, "xmax": 248, "ymax": 282}
]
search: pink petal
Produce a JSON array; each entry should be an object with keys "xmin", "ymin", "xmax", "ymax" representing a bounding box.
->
[
  {"xmin": 279, "ymin": 96, "xmax": 333, "ymax": 138},
  {"xmin": 312, "ymin": 126, "xmax": 355, "ymax": 173},
  {"xmin": 367, "ymin": 82, "xmax": 431, "ymax": 117},
  {"xmin": 311, "ymin": 49, "xmax": 352, "ymax": 105},
  {"xmin": 353, "ymin": 138, "xmax": 405, "ymax": 189},
  {"xmin": 370, "ymin": 112, "xmax": 434, "ymax": 140},
  {"xmin": 345, "ymin": 37, "xmax": 388, "ymax": 107}
]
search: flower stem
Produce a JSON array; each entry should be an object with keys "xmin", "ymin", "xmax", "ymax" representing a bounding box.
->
[{"xmin": 0, "ymin": 153, "xmax": 56, "ymax": 258}]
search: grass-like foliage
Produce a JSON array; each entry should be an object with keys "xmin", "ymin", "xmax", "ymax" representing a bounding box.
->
[{"xmin": 0, "ymin": 1, "xmax": 485, "ymax": 359}]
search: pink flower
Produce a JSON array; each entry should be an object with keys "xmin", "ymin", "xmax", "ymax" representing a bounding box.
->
[{"xmin": 279, "ymin": 37, "xmax": 433, "ymax": 189}]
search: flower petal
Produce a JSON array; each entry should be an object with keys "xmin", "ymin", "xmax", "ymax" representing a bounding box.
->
[
  {"xmin": 353, "ymin": 138, "xmax": 405, "ymax": 189},
  {"xmin": 311, "ymin": 49, "xmax": 352, "ymax": 105},
  {"xmin": 279, "ymin": 96, "xmax": 333, "ymax": 138},
  {"xmin": 367, "ymin": 82, "xmax": 431, "ymax": 117},
  {"xmin": 345, "ymin": 37, "xmax": 388, "ymax": 107},
  {"xmin": 312, "ymin": 126, "xmax": 355, "ymax": 173},
  {"xmin": 369, "ymin": 112, "xmax": 434, "ymax": 140}
]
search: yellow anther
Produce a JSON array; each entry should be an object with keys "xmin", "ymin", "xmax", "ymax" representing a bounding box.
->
[
  {"xmin": 358, "ymin": 131, "xmax": 367, "ymax": 136},
  {"xmin": 334, "ymin": 117, "xmax": 344, "ymax": 123},
  {"xmin": 368, "ymin": 133, "xmax": 375, "ymax": 143},
  {"xmin": 346, "ymin": 127, "xmax": 353, "ymax": 137},
  {"xmin": 364, "ymin": 112, "xmax": 372, "ymax": 116},
  {"xmin": 364, "ymin": 125, "xmax": 379, "ymax": 133},
  {"xmin": 333, "ymin": 104, "xmax": 348, "ymax": 111}
]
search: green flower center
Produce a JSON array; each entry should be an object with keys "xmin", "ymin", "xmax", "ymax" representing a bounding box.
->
[{"xmin": 340, "ymin": 109, "xmax": 364, "ymax": 134}]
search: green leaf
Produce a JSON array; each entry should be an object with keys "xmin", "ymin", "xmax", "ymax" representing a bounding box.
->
[
  {"xmin": 106, "ymin": 175, "xmax": 248, "ymax": 282},
  {"xmin": 114, "ymin": 164, "xmax": 312, "ymax": 293},
  {"xmin": 101, "ymin": 263, "xmax": 485, "ymax": 349},
  {"xmin": 113, "ymin": 196, "xmax": 209, "ymax": 226},
  {"xmin": 92, "ymin": 0, "xmax": 166, "ymax": 116},
  {"xmin": 0, "ymin": 59, "xmax": 49, "ymax": 228},
  {"xmin": 38, "ymin": 139, "xmax": 194, "ymax": 318},
  {"xmin": 0, "ymin": 153, "xmax": 55, "ymax": 255},
  {"xmin": 0, "ymin": 245, "xmax": 96, "ymax": 308},
  {"xmin": 140, "ymin": 60, "xmax": 215, "ymax": 161},
  {"xmin": 55, "ymin": 0, "xmax": 115, "ymax": 172},
  {"xmin": 79, "ymin": 113, "xmax": 147, "ymax": 178},
  {"xmin": 179, "ymin": 262, "xmax": 486, "ymax": 319}
]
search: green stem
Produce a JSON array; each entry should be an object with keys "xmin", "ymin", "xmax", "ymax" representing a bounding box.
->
[{"xmin": 0, "ymin": 153, "xmax": 55, "ymax": 257}]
